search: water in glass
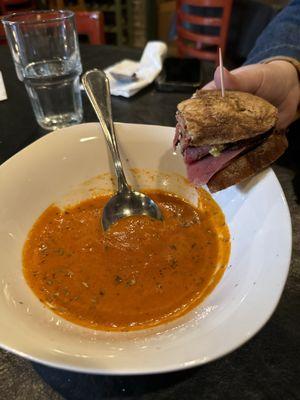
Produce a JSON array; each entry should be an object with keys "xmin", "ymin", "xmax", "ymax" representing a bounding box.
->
[
  {"xmin": 24, "ymin": 59, "xmax": 82, "ymax": 130},
  {"xmin": 2, "ymin": 11, "xmax": 83, "ymax": 131}
]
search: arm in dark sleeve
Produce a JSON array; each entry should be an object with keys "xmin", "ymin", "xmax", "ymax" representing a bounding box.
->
[{"xmin": 245, "ymin": 0, "xmax": 300, "ymax": 64}]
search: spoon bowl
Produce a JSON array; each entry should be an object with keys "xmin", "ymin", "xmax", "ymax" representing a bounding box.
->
[
  {"xmin": 102, "ymin": 189, "xmax": 163, "ymax": 231},
  {"xmin": 82, "ymin": 69, "xmax": 163, "ymax": 231}
]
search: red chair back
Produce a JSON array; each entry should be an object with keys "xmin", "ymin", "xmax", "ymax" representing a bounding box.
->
[
  {"xmin": 176, "ymin": 0, "xmax": 233, "ymax": 63},
  {"xmin": 0, "ymin": 0, "xmax": 5, "ymax": 13},
  {"xmin": 75, "ymin": 11, "xmax": 105, "ymax": 45},
  {"xmin": 0, "ymin": 15, "xmax": 6, "ymax": 44},
  {"xmin": 1, "ymin": 0, "xmax": 35, "ymax": 14}
]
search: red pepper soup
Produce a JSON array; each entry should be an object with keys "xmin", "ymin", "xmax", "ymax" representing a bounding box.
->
[{"xmin": 23, "ymin": 189, "xmax": 230, "ymax": 331}]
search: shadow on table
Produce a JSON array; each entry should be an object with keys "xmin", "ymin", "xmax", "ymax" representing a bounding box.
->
[{"xmin": 32, "ymin": 362, "xmax": 197, "ymax": 399}]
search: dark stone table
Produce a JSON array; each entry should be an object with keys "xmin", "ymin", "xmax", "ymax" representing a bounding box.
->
[{"xmin": 0, "ymin": 45, "xmax": 299, "ymax": 400}]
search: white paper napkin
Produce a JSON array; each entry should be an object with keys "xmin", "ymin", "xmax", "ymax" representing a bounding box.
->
[
  {"xmin": 0, "ymin": 71, "xmax": 7, "ymax": 101},
  {"xmin": 105, "ymin": 41, "xmax": 167, "ymax": 98}
]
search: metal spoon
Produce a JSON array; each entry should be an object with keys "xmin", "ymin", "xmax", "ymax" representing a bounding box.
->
[{"xmin": 82, "ymin": 69, "xmax": 163, "ymax": 231}]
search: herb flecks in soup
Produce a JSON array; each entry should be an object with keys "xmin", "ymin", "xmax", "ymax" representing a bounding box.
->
[{"xmin": 23, "ymin": 189, "xmax": 230, "ymax": 331}]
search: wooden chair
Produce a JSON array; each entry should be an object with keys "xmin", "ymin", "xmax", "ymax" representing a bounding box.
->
[
  {"xmin": 176, "ymin": 0, "xmax": 233, "ymax": 63},
  {"xmin": 75, "ymin": 11, "xmax": 105, "ymax": 45}
]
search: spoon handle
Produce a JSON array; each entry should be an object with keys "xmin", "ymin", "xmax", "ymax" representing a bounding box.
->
[{"xmin": 82, "ymin": 69, "xmax": 129, "ymax": 193}]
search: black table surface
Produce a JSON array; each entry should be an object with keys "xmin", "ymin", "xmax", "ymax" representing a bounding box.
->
[{"xmin": 0, "ymin": 44, "xmax": 299, "ymax": 400}]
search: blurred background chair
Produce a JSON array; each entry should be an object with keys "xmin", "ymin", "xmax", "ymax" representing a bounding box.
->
[
  {"xmin": 0, "ymin": 0, "xmax": 35, "ymax": 14},
  {"xmin": 0, "ymin": 17, "xmax": 6, "ymax": 44},
  {"xmin": 176, "ymin": 0, "xmax": 233, "ymax": 64},
  {"xmin": 49, "ymin": 0, "xmax": 133, "ymax": 46},
  {"xmin": 0, "ymin": 10, "xmax": 106, "ymax": 46},
  {"xmin": 75, "ymin": 11, "xmax": 105, "ymax": 45},
  {"xmin": 0, "ymin": 0, "xmax": 285, "ymax": 61}
]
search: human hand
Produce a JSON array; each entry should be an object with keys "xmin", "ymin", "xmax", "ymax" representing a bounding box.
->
[{"xmin": 202, "ymin": 60, "xmax": 300, "ymax": 129}]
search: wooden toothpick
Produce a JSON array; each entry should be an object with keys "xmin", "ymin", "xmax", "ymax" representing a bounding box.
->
[{"xmin": 219, "ymin": 48, "xmax": 225, "ymax": 97}]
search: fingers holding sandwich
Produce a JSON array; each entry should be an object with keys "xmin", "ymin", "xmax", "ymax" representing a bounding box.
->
[{"xmin": 202, "ymin": 61, "xmax": 299, "ymax": 129}]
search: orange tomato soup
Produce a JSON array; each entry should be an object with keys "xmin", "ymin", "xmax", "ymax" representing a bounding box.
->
[{"xmin": 23, "ymin": 189, "xmax": 230, "ymax": 331}]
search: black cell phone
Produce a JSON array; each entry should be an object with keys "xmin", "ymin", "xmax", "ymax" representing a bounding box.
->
[{"xmin": 155, "ymin": 57, "xmax": 203, "ymax": 93}]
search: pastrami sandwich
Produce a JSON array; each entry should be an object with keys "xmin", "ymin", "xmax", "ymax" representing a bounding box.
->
[{"xmin": 174, "ymin": 90, "xmax": 288, "ymax": 193}]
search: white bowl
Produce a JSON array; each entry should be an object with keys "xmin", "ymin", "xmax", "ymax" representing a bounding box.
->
[{"xmin": 0, "ymin": 122, "xmax": 291, "ymax": 374}]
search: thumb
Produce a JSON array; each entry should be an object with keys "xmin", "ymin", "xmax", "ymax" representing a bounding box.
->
[
  {"xmin": 201, "ymin": 66, "xmax": 256, "ymax": 91},
  {"xmin": 214, "ymin": 66, "xmax": 240, "ymax": 90},
  {"xmin": 213, "ymin": 65, "xmax": 264, "ymax": 94}
]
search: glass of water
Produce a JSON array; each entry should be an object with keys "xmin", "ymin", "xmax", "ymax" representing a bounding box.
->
[{"xmin": 2, "ymin": 10, "xmax": 83, "ymax": 130}]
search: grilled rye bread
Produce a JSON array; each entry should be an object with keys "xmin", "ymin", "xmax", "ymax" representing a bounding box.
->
[{"xmin": 177, "ymin": 90, "xmax": 278, "ymax": 146}]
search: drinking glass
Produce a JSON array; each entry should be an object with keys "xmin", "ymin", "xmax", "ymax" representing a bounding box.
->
[{"xmin": 2, "ymin": 10, "xmax": 83, "ymax": 130}]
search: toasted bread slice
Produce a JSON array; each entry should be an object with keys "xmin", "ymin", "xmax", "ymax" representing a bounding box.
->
[
  {"xmin": 177, "ymin": 90, "xmax": 278, "ymax": 146},
  {"xmin": 207, "ymin": 132, "xmax": 288, "ymax": 193}
]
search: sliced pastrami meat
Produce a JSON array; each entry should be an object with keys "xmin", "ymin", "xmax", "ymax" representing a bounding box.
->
[
  {"xmin": 173, "ymin": 123, "xmax": 191, "ymax": 152},
  {"xmin": 187, "ymin": 146, "xmax": 246, "ymax": 186},
  {"xmin": 184, "ymin": 145, "xmax": 211, "ymax": 164}
]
